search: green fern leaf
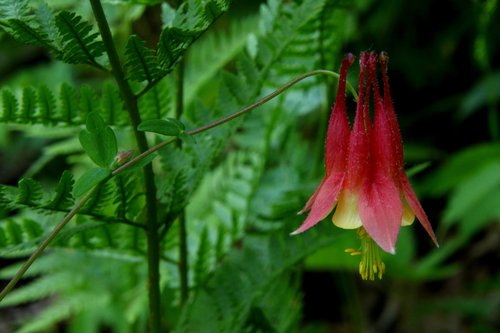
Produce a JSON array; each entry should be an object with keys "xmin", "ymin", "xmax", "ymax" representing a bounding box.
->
[
  {"xmin": 194, "ymin": 227, "xmax": 211, "ymax": 288},
  {"xmin": 4, "ymin": 19, "xmax": 56, "ymax": 52},
  {"xmin": 79, "ymin": 84, "xmax": 100, "ymax": 118},
  {"xmin": 59, "ymin": 82, "xmax": 79, "ymax": 124},
  {"xmin": 37, "ymin": 84, "xmax": 57, "ymax": 124},
  {"xmin": 22, "ymin": 219, "xmax": 44, "ymax": 240},
  {"xmin": 101, "ymin": 82, "xmax": 126, "ymax": 126},
  {"xmin": 0, "ymin": 0, "xmax": 31, "ymax": 21},
  {"xmin": 17, "ymin": 178, "xmax": 43, "ymax": 206},
  {"xmin": 5, "ymin": 220, "xmax": 24, "ymax": 245},
  {"xmin": 81, "ymin": 181, "xmax": 114, "ymax": 215},
  {"xmin": 21, "ymin": 87, "xmax": 37, "ymax": 123},
  {"xmin": 1, "ymin": 89, "xmax": 18, "ymax": 122},
  {"xmin": 138, "ymin": 77, "xmax": 173, "ymax": 120},
  {"xmin": 45, "ymin": 171, "xmax": 74, "ymax": 211},
  {"xmin": 0, "ymin": 227, "xmax": 6, "ymax": 247},
  {"xmin": 124, "ymin": 35, "xmax": 165, "ymax": 83},
  {"xmin": 113, "ymin": 173, "xmax": 143, "ymax": 221},
  {"xmin": 157, "ymin": 0, "xmax": 231, "ymax": 73},
  {"xmin": 55, "ymin": 11, "xmax": 105, "ymax": 67}
]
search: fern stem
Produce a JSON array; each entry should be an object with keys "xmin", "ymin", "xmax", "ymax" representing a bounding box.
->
[
  {"xmin": 89, "ymin": 1, "xmax": 162, "ymax": 332},
  {"xmin": 0, "ymin": 188, "xmax": 97, "ymax": 302}
]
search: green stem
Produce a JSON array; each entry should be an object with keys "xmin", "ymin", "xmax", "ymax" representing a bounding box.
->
[
  {"xmin": 187, "ymin": 69, "xmax": 357, "ymax": 136},
  {"xmin": 0, "ymin": 68, "xmax": 354, "ymax": 305},
  {"xmin": 89, "ymin": 1, "xmax": 161, "ymax": 332}
]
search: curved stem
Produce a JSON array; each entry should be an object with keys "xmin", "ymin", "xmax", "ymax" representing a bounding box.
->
[
  {"xmin": 0, "ymin": 68, "xmax": 354, "ymax": 305},
  {"xmin": 187, "ymin": 70, "xmax": 357, "ymax": 135},
  {"xmin": 0, "ymin": 188, "xmax": 97, "ymax": 302}
]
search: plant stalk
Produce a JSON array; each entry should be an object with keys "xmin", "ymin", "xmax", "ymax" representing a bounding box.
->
[
  {"xmin": 0, "ymin": 68, "xmax": 353, "ymax": 304},
  {"xmin": 89, "ymin": 1, "xmax": 162, "ymax": 332}
]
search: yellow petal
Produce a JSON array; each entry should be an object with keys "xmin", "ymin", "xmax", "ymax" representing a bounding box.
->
[
  {"xmin": 401, "ymin": 201, "xmax": 415, "ymax": 226},
  {"xmin": 332, "ymin": 191, "xmax": 362, "ymax": 229}
]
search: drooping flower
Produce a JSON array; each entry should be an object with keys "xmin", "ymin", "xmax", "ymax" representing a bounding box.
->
[{"xmin": 292, "ymin": 51, "xmax": 438, "ymax": 280}]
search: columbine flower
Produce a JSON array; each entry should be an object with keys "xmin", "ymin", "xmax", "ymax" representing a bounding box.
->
[{"xmin": 292, "ymin": 51, "xmax": 438, "ymax": 280}]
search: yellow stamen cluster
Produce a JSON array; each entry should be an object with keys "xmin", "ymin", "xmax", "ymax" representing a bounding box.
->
[{"xmin": 345, "ymin": 228, "xmax": 385, "ymax": 280}]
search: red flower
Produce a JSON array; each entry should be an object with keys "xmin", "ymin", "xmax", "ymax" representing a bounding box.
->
[{"xmin": 292, "ymin": 52, "xmax": 438, "ymax": 279}]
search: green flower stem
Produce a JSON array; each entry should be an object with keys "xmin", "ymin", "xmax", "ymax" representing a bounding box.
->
[
  {"xmin": 187, "ymin": 69, "xmax": 358, "ymax": 136},
  {"xmin": 88, "ymin": 1, "xmax": 161, "ymax": 332},
  {"xmin": 0, "ymin": 68, "xmax": 355, "ymax": 307}
]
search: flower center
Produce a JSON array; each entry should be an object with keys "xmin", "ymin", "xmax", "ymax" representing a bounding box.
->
[{"xmin": 345, "ymin": 227, "xmax": 385, "ymax": 280}]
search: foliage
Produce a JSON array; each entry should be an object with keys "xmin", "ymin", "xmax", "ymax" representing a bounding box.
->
[{"xmin": 1, "ymin": 0, "xmax": 499, "ymax": 332}]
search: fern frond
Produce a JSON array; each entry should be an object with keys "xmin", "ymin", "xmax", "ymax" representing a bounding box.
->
[
  {"xmin": 138, "ymin": 77, "xmax": 174, "ymax": 120},
  {"xmin": 177, "ymin": 230, "xmax": 335, "ymax": 332},
  {"xmin": 45, "ymin": 171, "xmax": 74, "ymax": 211},
  {"xmin": 20, "ymin": 87, "xmax": 37, "ymax": 123},
  {"xmin": 0, "ymin": 0, "xmax": 31, "ymax": 21},
  {"xmin": 157, "ymin": 0, "xmax": 231, "ymax": 74},
  {"xmin": 1, "ymin": 90, "xmax": 18, "ymax": 122},
  {"xmin": 3, "ymin": 19, "xmax": 56, "ymax": 53},
  {"xmin": 0, "ymin": 81, "xmax": 129, "ymax": 126},
  {"xmin": 113, "ymin": 172, "xmax": 144, "ymax": 222},
  {"xmin": 59, "ymin": 82, "xmax": 79, "ymax": 124},
  {"xmin": 193, "ymin": 227, "xmax": 211, "ymax": 288},
  {"xmin": 17, "ymin": 178, "xmax": 43, "ymax": 206},
  {"xmin": 124, "ymin": 35, "xmax": 166, "ymax": 83},
  {"xmin": 55, "ymin": 11, "xmax": 105, "ymax": 68},
  {"xmin": 37, "ymin": 84, "xmax": 57, "ymax": 124},
  {"xmin": 100, "ymin": 82, "xmax": 127, "ymax": 126},
  {"xmin": 0, "ymin": 1, "xmax": 62, "ymax": 57}
]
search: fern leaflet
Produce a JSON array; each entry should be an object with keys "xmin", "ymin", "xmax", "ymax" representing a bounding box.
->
[{"xmin": 55, "ymin": 11, "xmax": 105, "ymax": 68}]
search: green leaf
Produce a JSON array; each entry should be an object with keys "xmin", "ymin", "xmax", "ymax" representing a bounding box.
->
[
  {"xmin": 79, "ymin": 112, "xmax": 117, "ymax": 168},
  {"xmin": 1, "ymin": 90, "xmax": 18, "ymax": 122},
  {"xmin": 157, "ymin": 0, "xmax": 231, "ymax": 74},
  {"xmin": 17, "ymin": 178, "xmax": 42, "ymax": 206},
  {"xmin": 45, "ymin": 171, "xmax": 75, "ymax": 210},
  {"xmin": 124, "ymin": 35, "xmax": 165, "ymax": 83},
  {"xmin": 74, "ymin": 167, "xmax": 111, "ymax": 198},
  {"xmin": 59, "ymin": 82, "xmax": 78, "ymax": 124},
  {"xmin": 138, "ymin": 118, "xmax": 184, "ymax": 136},
  {"xmin": 55, "ymin": 11, "xmax": 105, "ymax": 67},
  {"xmin": 37, "ymin": 84, "xmax": 57, "ymax": 124},
  {"xmin": 21, "ymin": 87, "xmax": 36, "ymax": 122}
]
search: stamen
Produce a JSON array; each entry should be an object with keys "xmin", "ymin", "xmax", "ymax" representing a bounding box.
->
[{"xmin": 356, "ymin": 227, "xmax": 385, "ymax": 280}]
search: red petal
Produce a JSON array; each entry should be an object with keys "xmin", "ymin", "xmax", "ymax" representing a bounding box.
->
[
  {"xmin": 291, "ymin": 172, "xmax": 344, "ymax": 235},
  {"xmin": 400, "ymin": 173, "xmax": 439, "ymax": 247},
  {"xmin": 346, "ymin": 53, "xmax": 370, "ymax": 189},
  {"xmin": 379, "ymin": 52, "xmax": 404, "ymax": 166},
  {"xmin": 359, "ymin": 172, "xmax": 403, "ymax": 254},
  {"xmin": 325, "ymin": 55, "xmax": 353, "ymax": 175},
  {"xmin": 298, "ymin": 176, "xmax": 326, "ymax": 214}
]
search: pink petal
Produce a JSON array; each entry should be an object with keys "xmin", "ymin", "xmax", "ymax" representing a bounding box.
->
[
  {"xmin": 298, "ymin": 176, "xmax": 326, "ymax": 214},
  {"xmin": 291, "ymin": 172, "xmax": 344, "ymax": 235},
  {"xmin": 400, "ymin": 173, "xmax": 439, "ymax": 247},
  {"xmin": 359, "ymin": 172, "xmax": 403, "ymax": 254},
  {"xmin": 379, "ymin": 52, "xmax": 404, "ymax": 165},
  {"xmin": 325, "ymin": 55, "xmax": 353, "ymax": 175}
]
